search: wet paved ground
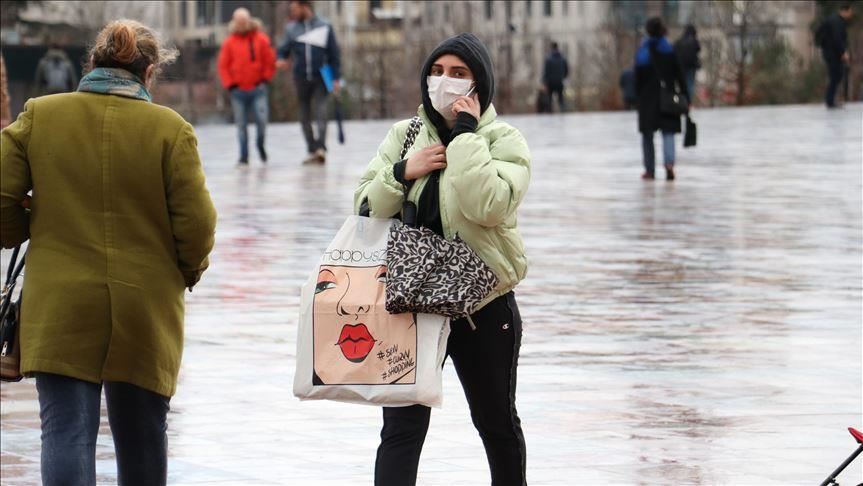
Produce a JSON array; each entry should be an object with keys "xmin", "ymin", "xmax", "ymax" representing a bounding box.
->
[{"xmin": 2, "ymin": 103, "xmax": 862, "ymax": 485}]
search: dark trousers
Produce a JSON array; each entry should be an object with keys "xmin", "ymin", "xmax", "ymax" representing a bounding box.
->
[
  {"xmin": 295, "ymin": 77, "xmax": 330, "ymax": 153},
  {"xmin": 36, "ymin": 373, "xmax": 171, "ymax": 486},
  {"xmin": 546, "ymin": 82, "xmax": 565, "ymax": 113},
  {"xmin": 824, "ymin": 55, "xmax": 844, "ymax": 107},
  {"xmin": 375, "ymin": 292, "xmax": 527, "ymax": 486}
]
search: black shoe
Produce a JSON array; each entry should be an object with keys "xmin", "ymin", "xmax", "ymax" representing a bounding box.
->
[
  {"xmin": 238, "ymin": 159, "xmax": 249, "ymax": 166},
  {"xmin": 641, "ymin": 172, "xmax": 655, "ymax": 180},
  {"xmin": 258, "ymin": 145, "xmax": 267, "ymax": 163},
  {"xmin": 665, "ymin": 165, "xmax": 675, "ymax": 181}
]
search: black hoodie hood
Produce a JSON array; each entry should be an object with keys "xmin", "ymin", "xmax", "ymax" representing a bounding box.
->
[{"xmin": 420, "ymin": 33, "xmax": 495, "ymax": 144}]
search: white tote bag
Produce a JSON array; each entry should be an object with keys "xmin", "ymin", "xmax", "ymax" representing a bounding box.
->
[{"xmin": 293, "ymin": 216, "xmax": 450, "ymax": 408}]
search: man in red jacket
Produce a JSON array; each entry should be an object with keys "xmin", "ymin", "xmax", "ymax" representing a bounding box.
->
[{"xmin": 218, "ymin": 8, "xmax": 276, "ymax": 165}]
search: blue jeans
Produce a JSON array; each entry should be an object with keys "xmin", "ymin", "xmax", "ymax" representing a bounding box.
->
[
  {"xmin": 684, "ymin": 69, "xmax": 696, "ymax": 103},
  {"xmin": 36, "ymin": 373, "xmax": 170, "ymax": 486},
  {"xmin": 231, "ymin": 84, "xmax": 269, "ymax": 161},
  {"xmin": 642, "ymin": 131, "xmax": 675, "ymax": 176}
]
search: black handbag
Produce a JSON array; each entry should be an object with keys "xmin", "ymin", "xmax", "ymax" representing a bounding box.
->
[
  {"xmin": 684, "ymin": 115, "xmax": 697, "ymax": 147},
  {"xmin": 651, "ymin": 48, "xmax": 689, "ymax": 116},
  {"xmin": 383, "ymin": 117, "xmax": 499, "ymax": 323},
  {"xmin": 1, "ymin": 246, "xmax": 25, "ymax": 382}
]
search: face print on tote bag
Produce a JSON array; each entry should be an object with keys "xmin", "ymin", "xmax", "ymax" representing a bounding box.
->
[{"xmin": 313, "ymin": 264, "xmax": 417, "ymax": 385}]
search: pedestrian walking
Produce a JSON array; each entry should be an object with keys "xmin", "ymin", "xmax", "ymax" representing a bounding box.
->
[
  {"xmin": 277, "ymin": 0, "xmax": 341, "ymax": 164},
  {"xmin": 674, "ymin": 24, "xmax": 701, "ymax": 104},
  {"xmin": 0, "ymin": 20, "xmax": 217, "ymax": 485},
  {"xmin": 815, "ymin": 3, "xmax": 853, "ymax": 108},
  {"xmin": 217, "ymin": 7, "xmax": 276, "ymax": 165},
  {"xmin": 355, "ymin": 33, "xmax": 530, "ymax": 486},
  {"xmin": 1, "ymin": 53, "xmax": 10, "ymax": 128},
  {"xmin": 34, "ymin": 44, "xmax": 77, "ymax": 95},
  {"xmin": 635, "ymin": 17, "xmax": 690, "ymax": 181},
  {"xmin": 542, "ymin": 41, "xmax": 568, "ymax": 113}
]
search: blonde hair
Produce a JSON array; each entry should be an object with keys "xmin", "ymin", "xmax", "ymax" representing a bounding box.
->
[{"xmin": 90, "ymin": 19, "xmax": 178, "ymax": 80}]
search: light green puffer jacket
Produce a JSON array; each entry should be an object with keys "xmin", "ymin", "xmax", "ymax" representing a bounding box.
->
[{"xmin": 354, "ymin": 104, "xmax": 530, "ymax": 310}]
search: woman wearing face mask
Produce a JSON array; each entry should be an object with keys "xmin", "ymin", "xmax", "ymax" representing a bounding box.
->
[
  {"xmin": 0, "ymin": 20, "xmax": 216, "ymax": 485},
  {"xmin": 355, "ymin": 33, "xmax": 531, "ymax": 486}
]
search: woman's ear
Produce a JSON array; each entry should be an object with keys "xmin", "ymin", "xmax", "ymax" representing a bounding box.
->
[{"xmin": 144, "ymin": 64, "xmax": 155, "ymax": 87}]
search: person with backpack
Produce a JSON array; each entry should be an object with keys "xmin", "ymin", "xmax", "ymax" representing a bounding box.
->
[
  {"xmin": 34, "ymin": 45, "xmax": 78, "ymax": 95},
  {"xmin": 635, "ymin": 17, "xmax": 690, "ymax": 181},
  {"xmin": 816, "ymin": 3, "xmax": 854, "ymax": 108},
  {"xmin": 542, "ymin": 41, "xmax": 569, "ymax": 113},
  {"xmin": 354, "ymin": 33, "xmax": 530, "ymax": 486},
  {"xmin": 674, "ymin": 24, "xmax": 701, "ymax": 104}
]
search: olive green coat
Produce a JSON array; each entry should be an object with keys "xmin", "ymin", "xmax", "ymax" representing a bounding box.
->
[
  {"xmin": 354, "ymin": 104, "xmax": 530, "ymax": 310},
  {"xmin": 0, "ymin": 92, "xmax": 217, "ymax": 397}
]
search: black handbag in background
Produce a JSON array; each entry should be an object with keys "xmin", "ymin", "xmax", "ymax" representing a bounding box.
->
[
  {"xmin": 1, "ymin": 246, "xmax": 25, "ymax": 382},
  {"xmin": 684, "ymin": 115, "xmax": 697, "ymax": 147}
]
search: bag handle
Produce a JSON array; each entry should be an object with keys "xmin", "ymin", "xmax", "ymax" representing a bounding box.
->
[
  {"xmin": 358, "ymin": 116, "xmax": 424, "ymax": 219},
  {"xmin": 1, "ymin": 246, "xmax": 25, "ymax": 323},
  {"xmin": 399, "ymin": 116, "xmax": 423, "ymax": 227}
]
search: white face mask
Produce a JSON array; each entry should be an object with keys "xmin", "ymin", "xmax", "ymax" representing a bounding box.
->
[{"xmin": 427, "ymin": 75, "xmax": 474, "ymax": 120}]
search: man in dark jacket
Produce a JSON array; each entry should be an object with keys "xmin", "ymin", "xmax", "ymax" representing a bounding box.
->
[
  {"xmin": 674, "ymin": 25, "xmax": 701, "ymax": 104},
  {"xmin": 277, "ymin": 0, "xmax": 341, "ymax": 164},
  {"xmin": 635, "ymin": 17, "xmax": 689, "ymax": 181},
  {"xmin": 818, "ymin": 3, "xmax": 853, "ymax": 108},
  {"xmin": 542, "ymin": 42, "xmax": 569, "ymax": 113}
]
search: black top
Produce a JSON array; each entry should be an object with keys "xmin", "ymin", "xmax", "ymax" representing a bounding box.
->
[{"xmin": 821, "ymin": 14, "xmax": 849, "ymax": 59}]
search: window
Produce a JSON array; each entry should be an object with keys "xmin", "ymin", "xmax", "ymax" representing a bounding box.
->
[
  {"xmin": 370, "ymin": 0, "xmax": 382, "ymax": 9},
  {"xmin": 525, "ymin": 0, "xmax": 532, "ymax": 17},
  {"xmin": 485, "ymin": 0, "xmax": 493, "ymax": 19},
  {"xmin": 505, "ymin": 0, "xmax": 513, "ymax": 19},
  {"xmin": 195, "ymin": 0, "xmax": 214, "ymax": 26},
  {"xmin": 445, "ymin": 4, "xmax": 451, "ymax": 22},
  {"xmin": 425, "ymin": 2, "xmax": 435, "ymax": 23},
  {"xmin": 337, "ymin": 0, "xmax": 343, "ymax": 15},
  {"xmin": 543, "ymin": 0, "xmax": 552, "ymax": 16},
  {"xmin": 179, "ymin": 0, "xmax": 187, "ymax": 27},
  {"xmin": 563, "ymin": 1, "xmax": 569, "ymax": 15}
]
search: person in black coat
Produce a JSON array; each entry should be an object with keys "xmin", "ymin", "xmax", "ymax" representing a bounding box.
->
[
  {"xmin": 635, "ymin": 17, "xmax": 690, "ymax": 181},
  {"xmin": 818, "ymin": 3, "xmax": 853, "ymax": 108},
  {"xmin": 674, "ymin": 24, "xmax": 701, "ymax": 102},
  {"xmin": 542, "ymin": 42, "xmax": 569, "ymax": 112}
]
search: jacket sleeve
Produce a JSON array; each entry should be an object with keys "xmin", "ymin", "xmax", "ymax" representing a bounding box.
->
[
  {"xmin": 326, "ymin": 26, "xmax": 341, "ymax": 79},
  {"xmin": 277, "ymin": 27, "xmax": 294, "ymax": 60},
  {"xmin": 445, "ymin": 124, "xmax": 531, "ymax": 228},
  {"xmin": 353, "ymin": 122, "xmax": 408, "ymax": 218},
  {"xmin": 217, "ymin": 41, "xmax": 234, "ymax": 89},
  {"xmin": 165, "ymin": 122, "xmax": 218, "ymax": 289},
  {"xmin": 673, "ymin": 54, "xmax": 690, "ymax": 101},
  {"xmin": 0, "ymin": 100, "xmax": 34, "ymax": 248},
  {"xmin": 262, "ymin": 35, "xmax": 277, "ymax": 82}
]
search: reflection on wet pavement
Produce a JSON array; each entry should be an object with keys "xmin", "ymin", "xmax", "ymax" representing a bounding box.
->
[{"xmin": 2, "ymin": 104, "xmax": 861, "ymax": 485}]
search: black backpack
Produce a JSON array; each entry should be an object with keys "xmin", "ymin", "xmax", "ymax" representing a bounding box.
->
[{"xmin": 814, "ymin": 20, "xmax": 829, "ymax": 48}]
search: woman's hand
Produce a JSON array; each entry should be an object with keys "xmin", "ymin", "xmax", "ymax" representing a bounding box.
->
[
  {"xmin": 404, "ymin": 144, "xmax": 447, "ymax": 180},
  {"xmin": 451, "ymin": 93, "xmax": 480, "ymax": 122}
]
